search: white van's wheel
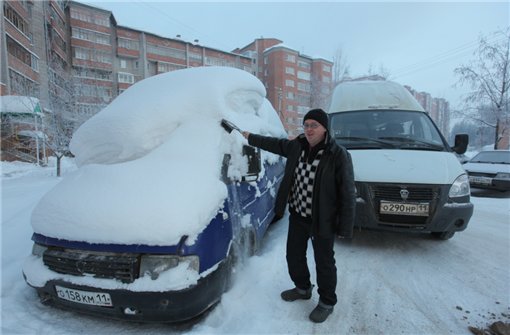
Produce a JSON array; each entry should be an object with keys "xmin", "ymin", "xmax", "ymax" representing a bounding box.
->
[{"xmin": 431, "ymin": 231, "xmax": 455, "ymax": 240}]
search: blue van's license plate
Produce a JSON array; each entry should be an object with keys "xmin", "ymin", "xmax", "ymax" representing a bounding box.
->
[
  {"xmin": 380, "ymin": 201, "xmax": 429, "ymax": 216},
  {"xmin": 55, "ymin": 285, "xmax": 113, "ymax": 307}
]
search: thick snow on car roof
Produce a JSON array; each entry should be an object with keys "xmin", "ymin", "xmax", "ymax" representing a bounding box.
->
[
  {"xmin": 328, "ymin": 80, "xmax": 425, "ymax": 113},
  {"xmin": 31, "ymin": 66, "xmax": 286, "ymax": 246}
]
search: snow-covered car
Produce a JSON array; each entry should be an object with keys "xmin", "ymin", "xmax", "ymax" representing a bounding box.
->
[
  {"xmin": 328, "ymin": 80, "xmax": 474, "ymax": 240},
  {"xmin": 22, "ymin": 67, "xmax": 286, "ymax": 322},
  {"xmin": 463, "ymin": 150, "xmax": 510, "ymax": 191}
]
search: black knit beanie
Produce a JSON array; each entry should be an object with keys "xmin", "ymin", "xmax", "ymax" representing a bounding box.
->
[{"xmin": 303, "ymin": 108, "xmax": 329, "ymax": 130}]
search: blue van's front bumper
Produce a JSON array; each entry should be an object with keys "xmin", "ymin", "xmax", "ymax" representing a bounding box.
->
[{"xmin": 26, "ymin": 258, "xmax": 230, "ymax": 323}]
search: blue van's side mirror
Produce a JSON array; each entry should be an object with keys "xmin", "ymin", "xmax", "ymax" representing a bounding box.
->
[
  {"xmin": 242, "ymin": 145, "xmax": 261, "ymax": 182},
  {"xmin": 220, "ymin": 146, "xmax": 261, "ymax": 182}
]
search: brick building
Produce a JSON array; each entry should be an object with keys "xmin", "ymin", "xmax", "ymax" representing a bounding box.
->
[
  {"xmin": 234, "ymin": 39, "xmax": 333, "ymax": 136},
  {"xmin": 405, "ymin": 87, "xmax": 450, "ymax": 139}
]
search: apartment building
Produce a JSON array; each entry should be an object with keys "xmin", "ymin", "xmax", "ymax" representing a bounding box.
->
[
  {"xmin": 1, "ymin": 0, "xmax": 68, "ymax": 163},
  {"xmin": 235, "ymin": 39, "xmax": 334, "ymax": 136},
  {"xmin": 406, "ymin": 87, "xmax": 450, "ymax": 138}
]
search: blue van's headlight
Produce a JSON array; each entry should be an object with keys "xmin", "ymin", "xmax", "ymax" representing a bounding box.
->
[
  {"xmin": 139, "ymin": 255, "xmax": 199, "ymax": 280},
  {"xmin": 449, "ymin": 174, "xmax": 470, "ymax": 198},
  {"xmin": 31, "ymin": 243, "xmax": 47, "ymax": 257}
]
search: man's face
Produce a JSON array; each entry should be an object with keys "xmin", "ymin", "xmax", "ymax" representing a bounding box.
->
[{"xmin": 303, "ymin": 120, "xmax": 327, "ymax": 147}]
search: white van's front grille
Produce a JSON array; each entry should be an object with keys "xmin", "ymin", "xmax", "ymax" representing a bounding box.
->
[
  {"xmin": 371, "ymin": 184, "xmax": 440, "ymax": 227},
  {"xmin": 372, "ymin": 185, "xmax": 436, "ymax": 201}
]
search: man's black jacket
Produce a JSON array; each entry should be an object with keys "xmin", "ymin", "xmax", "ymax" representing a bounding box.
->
[{"xmin": 248, "ymin": 133, "xmax": 356, "ymax": 239}]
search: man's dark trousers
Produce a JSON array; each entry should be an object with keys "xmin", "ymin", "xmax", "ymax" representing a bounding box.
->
[{"xmin": 286, "ymin": 213, "xmax": 337, "ymax": 306}]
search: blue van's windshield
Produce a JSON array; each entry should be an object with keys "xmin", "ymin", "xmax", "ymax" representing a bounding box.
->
[{"xmin": 330, "ymin": 110, "xmax": 446, "ymax": 150}]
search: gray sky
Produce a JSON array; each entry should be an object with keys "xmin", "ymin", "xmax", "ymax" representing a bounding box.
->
[{"xmin": 83, "ymin": 1, "xmax": 509, "ymax": 108}]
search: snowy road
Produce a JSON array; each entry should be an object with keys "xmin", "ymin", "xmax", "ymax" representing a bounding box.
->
[{"xmin": 1, "ymin": 165, "xmax": 509, "ymax": 334}]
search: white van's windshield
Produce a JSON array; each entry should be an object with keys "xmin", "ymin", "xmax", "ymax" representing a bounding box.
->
[{"xmin": 330, "ymin": 110, "xmax": 446, "ymax": 151}]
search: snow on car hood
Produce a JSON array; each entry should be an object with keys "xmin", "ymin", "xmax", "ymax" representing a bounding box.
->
[
  {"xmin": 350, "ymin": 150, "xmax": 466, "ymax": 184},
  {"xmin": 31, "ymin": 67, "xmax": 286, "ymax": 246}
]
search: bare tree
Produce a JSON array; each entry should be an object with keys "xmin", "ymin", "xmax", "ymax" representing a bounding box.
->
[
  {"xmin": 454, "ymin": 28, "xmax": 510, "ymax": 149},
  {"xmin": 332, "ymin": 47, "xmax": 350, "ymax": 85},
  {"xmin": 366, "ymin": 63, "xmax": 391, "ymax": 80}
]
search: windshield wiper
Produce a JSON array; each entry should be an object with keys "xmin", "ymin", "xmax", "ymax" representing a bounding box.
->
[
  {"xmin": 378, "ymin": 136, "xmax": 444, "ymax": 151},
  {"xmin": 335, "ymin": 136, "xmax": 396, "ymax": 149}
]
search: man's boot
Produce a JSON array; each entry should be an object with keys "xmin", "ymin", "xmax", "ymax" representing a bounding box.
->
[
  {"xmin": 309, "ymin": 301, "xmax": 334, "ymax": 323},
  {"xmin": 280, "ymin": 287, "xmax": 312, "ymax": 302}
]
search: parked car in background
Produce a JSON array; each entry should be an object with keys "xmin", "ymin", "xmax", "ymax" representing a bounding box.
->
[{"xmin": 463, "ymin": 150, "xmax": 510, "ymax": 192}]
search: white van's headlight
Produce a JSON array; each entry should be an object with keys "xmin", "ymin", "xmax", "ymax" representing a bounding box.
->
[
  {"xmin": 449, "ymin": 174, "xmax": 470, "ymax": 198},
  {"xmin": 139, "ymin": 255, "xmax": 199, "ymax": 280}
]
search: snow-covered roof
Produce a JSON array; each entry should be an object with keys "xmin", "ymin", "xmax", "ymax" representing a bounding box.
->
[
  {"xmin": 0, "ymin": 96, "xmax": 42, "ymax": 115},
  {"xmin": 328, "ymin": 80, "xmax": 425, "ymax": 113}
]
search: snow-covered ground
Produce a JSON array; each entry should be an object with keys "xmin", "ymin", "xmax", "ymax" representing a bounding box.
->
[{"xmin": 1, "ymin": 158, "xmax": 509, "ymax": 334}]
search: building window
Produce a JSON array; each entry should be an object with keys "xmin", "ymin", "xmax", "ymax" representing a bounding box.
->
[
  {"xmin": 75, "ymin": 83, "xmax": 112, "ymax": 101},
  {"xmin": 297, "ymin": 71, "xmax": 311, "ymax": 81},
  {"xmin": 323, "ymin": 65, "xmax": 331, "ymax": 72},
  {"xmin": 6, "ymin": 36, "xmax": 38, "ymax": 72},
  {"xmin": 157, "ymin": 61, "xmax": 186, "ymax": 73},
  {"xmin": 4, "ymin": 5, "xmax": 30, "ymax": 36},
  {"xmin": 9, "ymin": 69, "xmax": 40, "ymax": 97},
  {"xmin": 70, "ymin": 7, "xmax": 110, "ymax": 27},
  {"xmin": 73, "ymin": 67, "xmax": 112, "ymax": 81},
  {"xmin": 31, "ymin": 55, "xmax": 39, "ymax": 72},
  {"xmin": 147, "ymin": 43, "xmax": 186, "ymax": 60},
  {"xmin": 297, "ymin": 94, "xmax": 310, "ymax": 105},
  {"xmin": 286, "ymin": 92, "xmax": 295, "ymax": 99},
  {"xmin": 297, "ymin": 106, "xmax": 309, "ymax": 114},
  {"xmin": 297, "ymin": 82, "xmax": 311, "ymax": 92},
  {"xmin": 189, "ymin": 52, "xmax": 202, "ymax": 62},
  {"xmin": 120, "ymin": 59, "xmax": 127, "ymax": 69},
  {"xmin": 118, "ymin": 37, "xmax": 139, "ymax": 51},
  {"xmin": 72, "ymin": 27, "xmax": 111, "ymax": 45},
  {"xmin": 72, "ymin": 46, "xmax": 112, "ymax": 64},
  {"xmin": 286, "ymin": 54, "xmax": 296, "ymax": 63},
  {"xmin": 117, "ymin": 72, "xmax": 134, "ymax": 84},
  {"xmin": 204, "ymin": 57, "xmax": 236, "ymax": 67},
  {"xmin": 285, "ymin": 67, "xmax": 295, "ymax": 75},
  {"xmin": 50, "ymin": 6, "xmax": 66, "ymax": 31},
  {"xmin": 298, "ymin": 60, "xmax": 311, "ymax": 70},
  {"xmin": 285, "ymin": 79, "xmax": 295, "ymax": 87}
]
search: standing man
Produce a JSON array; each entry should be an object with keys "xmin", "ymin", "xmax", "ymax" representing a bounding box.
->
[{"xmin": 241, "ymin": 108, "xmax": 356, "ymax": 323}]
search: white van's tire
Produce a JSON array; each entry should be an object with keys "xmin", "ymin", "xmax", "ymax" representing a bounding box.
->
[{"xmin": 431, "ymin": 231, "xmax": 455, "ymax": 240}]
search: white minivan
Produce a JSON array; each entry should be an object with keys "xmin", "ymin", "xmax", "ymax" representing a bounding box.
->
[{"xmin": 328, "ymin": 80, "xmax": 473, "ymax": 239}]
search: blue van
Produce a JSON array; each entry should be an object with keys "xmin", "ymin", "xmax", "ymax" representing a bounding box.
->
[{"xmin": 22, "ymin": 67, "xmax": 286, "ymax": 322}]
